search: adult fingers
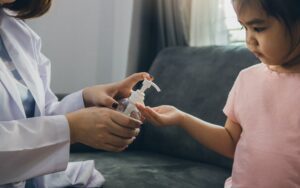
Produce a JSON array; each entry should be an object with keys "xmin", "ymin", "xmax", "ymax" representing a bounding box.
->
[
  {"xmin": 111, "ymin": 111, "xmax": 142, "ymax": 129},
  {"xmin": 107, "ymin": 120, "xmax": 140, "ymax": 139},
  {"xmin": 120, "ymin": 72, "xmax": 153, "ymax": 90},
  {"xmin": 102, "ymin": 143, "xmax": 127, "ymax": 152},
  {"xmin": 101, "ymin": 95, "xmax": 119, "ymax": 109},
  {"xmin": 105, "ymin": 133, "xmax": 136, "ymax": 148}
]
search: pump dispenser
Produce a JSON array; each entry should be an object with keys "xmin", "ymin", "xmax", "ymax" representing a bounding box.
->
[{"xmin": 116, "ymin": 79, "xmax": 161, "ymax": 120}]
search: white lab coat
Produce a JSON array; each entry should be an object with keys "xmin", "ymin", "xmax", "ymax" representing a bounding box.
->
[{"xmin": 0, "ymin": 10, "xmax": 103, "ymax": 187}]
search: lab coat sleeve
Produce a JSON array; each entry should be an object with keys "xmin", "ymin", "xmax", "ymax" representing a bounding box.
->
[
  {"xmin": 0, "ymin": 18, "xmax": 78, "ymax": 185},
  {"xmin": 0, "ymin": 115, "xmax": 70, "ymax": 185},
  {"xmin": 35, "ymin": 38, "xmax": 85, "ymax": 115}
]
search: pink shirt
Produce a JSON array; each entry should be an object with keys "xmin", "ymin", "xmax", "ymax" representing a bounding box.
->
[{"xmin": 223, "ymin": 63, "xmax": 300, "ymax": 188}]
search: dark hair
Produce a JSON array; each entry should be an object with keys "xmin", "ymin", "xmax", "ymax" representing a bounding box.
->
[
  {"xmin": 233, "ymin": 0, "xmax": 300, "ymax": 36},
  {"xmin": 2, "ymin": 0, "xmax": 52, "ymax": 19}
]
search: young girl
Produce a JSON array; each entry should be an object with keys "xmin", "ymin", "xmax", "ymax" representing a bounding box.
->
[
  {"xmin": 0, "ymin": 0, "xmax": 151, "ymax": 187},
  {"xmin": 137, "ymin": 0, "xmax": 300, "ymax": 187}
]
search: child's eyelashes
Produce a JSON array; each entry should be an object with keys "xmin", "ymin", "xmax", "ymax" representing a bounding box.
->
[
  {"xmin": 240, "ymin": 25, "xmax": 267, "ymax": 33},
  {"xmin": 253, "ymin": 27, "xmax": 267, "ymax": 32}
]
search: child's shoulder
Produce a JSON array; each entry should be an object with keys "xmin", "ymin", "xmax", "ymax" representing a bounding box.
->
[
  {"xmin": 237, "ymin": 63, "xmax": 264, "ymax": 79},
  {"xmin": 240, "ymin": 63, "xmax": 264, "ymax": 74}
]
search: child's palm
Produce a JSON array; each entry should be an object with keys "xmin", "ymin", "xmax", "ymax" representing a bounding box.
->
[{"xmin": 140, "ymin": 105, "xmax": 183, "ymax": 127}]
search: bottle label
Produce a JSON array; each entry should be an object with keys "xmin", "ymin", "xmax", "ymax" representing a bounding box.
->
[
  {"xmin": 130, "ymin": 110, "xmax": 141, "ymax": 120},
  {"xmin": 116, "ymin": 98, "xmax": 142, "ymax": 120},
  {"xmin": 116, "ymin": 98, "xmax": 129, "ymax": 112}
]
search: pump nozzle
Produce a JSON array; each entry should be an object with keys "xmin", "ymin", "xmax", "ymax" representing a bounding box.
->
[
  {"xmin": 140, "ymin": 79, "xmax": 161, "ymax": 93},
  {"xmin": 127, "ymin": 79, "xmax": 161, "ymax": 105}
]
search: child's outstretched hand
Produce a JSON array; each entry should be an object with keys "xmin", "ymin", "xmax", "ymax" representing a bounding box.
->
[{"xmin": 136, "ymin": 104, "xmax": 185, "ymax": 127}]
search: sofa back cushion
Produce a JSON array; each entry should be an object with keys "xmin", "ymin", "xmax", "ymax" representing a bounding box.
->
[{"xmin": 138, "ymin": 46, "xmax": 259, "ymax": 168}]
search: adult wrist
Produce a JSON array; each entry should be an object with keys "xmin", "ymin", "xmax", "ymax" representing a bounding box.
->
[
  {"xmin": 66, "ymin": 113, "xmax": 78, "ymax": 144},
  {"xmin": 82, "ymin": 87, "xmax": 92, "ymax": 107}
]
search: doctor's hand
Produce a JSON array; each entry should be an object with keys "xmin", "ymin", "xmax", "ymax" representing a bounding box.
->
[
  {"xmin": 82, "ymin": 72, "xmax": 153, "ymax": 109},
  {"xmin": 66, "ymin": 107, "xmax": 142, "ymax": 152}
]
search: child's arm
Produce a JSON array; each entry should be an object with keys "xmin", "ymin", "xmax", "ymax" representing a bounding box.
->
[
  {"xmin": 136, "ymin": 104, "xmax": 242, "ymax": 159},
  {"xmin": 180, "ymin": 113, "xmax": 241, "ymax": 158}
]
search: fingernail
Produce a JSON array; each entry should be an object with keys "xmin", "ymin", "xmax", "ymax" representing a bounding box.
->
[
  {"xmin": 112, "ymin": 102, "xmax": 118, "ymax": 109},
  {"xmin": 149, "ymin": 74, "xmax": 154, "ymax": 80}
]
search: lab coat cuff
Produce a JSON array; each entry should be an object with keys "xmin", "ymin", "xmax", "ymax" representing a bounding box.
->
[
  {"xmin": 53, "ymin": 115, "xmax": 70, "ymax": 172},
  {"xmin": 66, "ymin": 90, "xmax": 85, "ymax": 111}
]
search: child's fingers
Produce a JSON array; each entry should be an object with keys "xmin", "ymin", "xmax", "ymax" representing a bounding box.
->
[
  {"xmin": 145, "ymin": 107, "xmax": 163, "ymax": 125},
  {"xmin": 136, "ymin": 104, "xmax": 165, "ymax": 125},
  {"xmin": 140, "ymin": 115, "xmax": 146, "ymax": 122},
  {"xmin": 145, "ymin": 106, "xmax": 159, "ymax": 116},
  {"xmin": 139, "ymin": 106, "xmax": 160, "ymax": 125},
  {"xmin": 145, "ymin": 113, "xmax": 160, "ymax": 125},
  {"xmin": 141, "ymin": 108, "xmax": 154, "ymax": 120},
  {"xmin": 136, "ymin": 103, "xmax": 147, "ymax": 114}
]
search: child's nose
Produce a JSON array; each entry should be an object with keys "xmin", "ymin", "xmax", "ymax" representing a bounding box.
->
[{"xmin": 246, "ymin": 33, "xmax": 259, "ymax": 47}]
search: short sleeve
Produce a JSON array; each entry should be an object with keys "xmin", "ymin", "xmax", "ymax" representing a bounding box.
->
[{"xmin": 223, "ymin": 74, "xmax": 241, "ymax": 124}]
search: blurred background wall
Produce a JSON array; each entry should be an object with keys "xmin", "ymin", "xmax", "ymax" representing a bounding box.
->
[
  {"xmin": 28, "ymin": 0, "xmax": 133, "ymax": 94},
  {"xmin": 28, "ymin": 0, "xmax": 238, "ymax": 94}
]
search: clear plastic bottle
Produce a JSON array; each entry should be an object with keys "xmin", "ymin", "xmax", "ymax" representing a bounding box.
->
[
  {"xmin": 116, "ymin": 98, "xmax": 142, "ymax": 120},
  {"xmin": 116, "ymin": 79, "xmax": 161, "ymax": 120}
]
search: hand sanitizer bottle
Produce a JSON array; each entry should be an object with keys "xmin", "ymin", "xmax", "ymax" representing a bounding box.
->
[{"xmin": 116, "ymin": 79, "xmax": 161, "ymax": 120}]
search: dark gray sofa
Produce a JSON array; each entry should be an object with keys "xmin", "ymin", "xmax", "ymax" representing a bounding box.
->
[{"xmin": 69, "ymin": 45, "xmax": 259, "ymax": 188}]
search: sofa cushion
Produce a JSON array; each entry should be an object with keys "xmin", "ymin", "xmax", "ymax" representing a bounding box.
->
[
  {"xmin": 70, "ymin": 151, "xmax": 231, "ymax": 188},
  {"xmin": 137, "ymin": 46, "xmax": 259, "ymax": 169}
]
